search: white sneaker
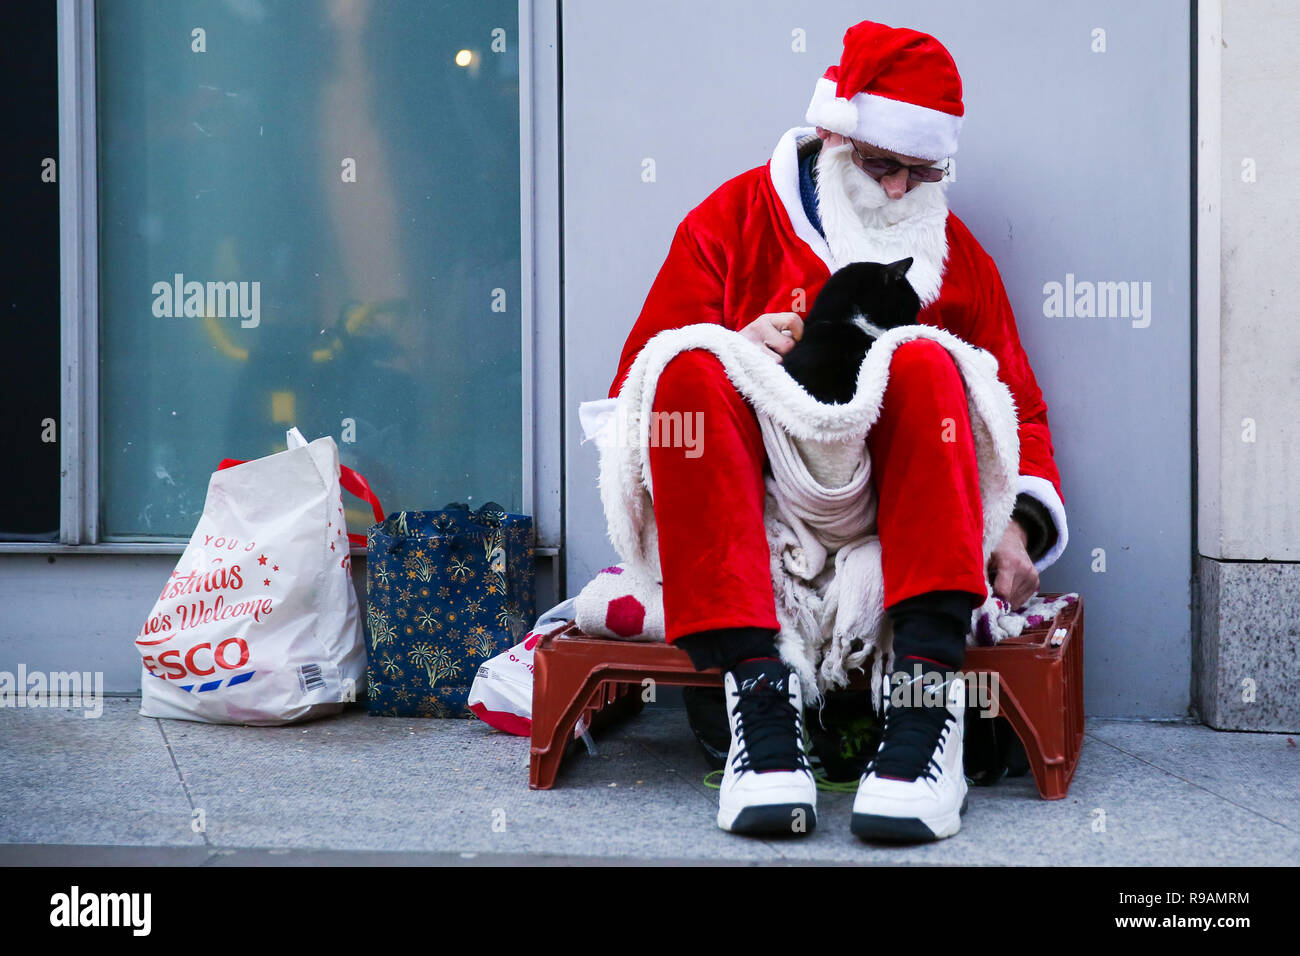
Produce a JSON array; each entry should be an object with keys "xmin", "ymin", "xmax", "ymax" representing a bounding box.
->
[
  {"xmin": 851, "ymin": 674, "xmax": 968, "ymax": 842},
  {"xmin": 716, "ymin": 658, "xmax": 817, "ymax": 835}
]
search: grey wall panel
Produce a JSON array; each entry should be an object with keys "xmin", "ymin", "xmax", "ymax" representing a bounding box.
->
[
  {"xmin": 561, "ymin": 0, "xmax": 1192, "ymax": 716},
  {"xmin": 0, "ymin": 555, "xmax": 179, "ymax": 693}
]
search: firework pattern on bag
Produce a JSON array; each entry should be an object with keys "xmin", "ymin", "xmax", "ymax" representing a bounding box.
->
[{"xmin": 364, "ymin": 502, "xmax": 535, "ymax": 717}]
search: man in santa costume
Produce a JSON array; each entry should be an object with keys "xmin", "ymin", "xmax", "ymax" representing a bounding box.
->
[{"xmin": 607, "ymin": 20, "xmax": 1067, "ymax": 841}]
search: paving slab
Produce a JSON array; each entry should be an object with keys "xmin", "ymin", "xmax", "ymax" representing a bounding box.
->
[
  {"xmin": 1085, "ymin": 719, "xmax": 1300, "ymax": 831},
  {"xmin": 0, "ymin": 698, "xmax": 204, "ymax": 848}
]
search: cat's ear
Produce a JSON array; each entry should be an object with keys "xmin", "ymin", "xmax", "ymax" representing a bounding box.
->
[{"xmin": 886, "ymin": 257, "xmax": 914, "ymax": 280}]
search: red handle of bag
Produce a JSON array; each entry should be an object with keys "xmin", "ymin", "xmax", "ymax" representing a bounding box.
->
[
  {"xmin": 338, "ymin": 464, "xmax": 386, "ymax": 546},
  {"xmin": 217, "ymin": 458, "xmax": 385, "ymax": 548}
]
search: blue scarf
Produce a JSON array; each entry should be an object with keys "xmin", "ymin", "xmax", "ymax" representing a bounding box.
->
[{"xmin": 798, "ymin": 146, "xmax": 825, "ymax": 239}]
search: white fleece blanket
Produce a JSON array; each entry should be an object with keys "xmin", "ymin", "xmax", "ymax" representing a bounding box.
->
[{"xmin": 587, "ymin": 323, "xmax": 1021, "ymax": 705}]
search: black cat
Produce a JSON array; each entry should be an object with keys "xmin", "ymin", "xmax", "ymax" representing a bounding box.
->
[{"xmin": 782, "ymin": 257, "xmax": 920, "ymax": 404}]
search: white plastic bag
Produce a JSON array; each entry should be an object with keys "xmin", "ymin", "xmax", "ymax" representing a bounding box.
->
[
  {"xmin": 134, "ymin": 428, "xmax": 373, "ymax": 725},
  {"xmin": 467, "ymin": 597, "xmax": 577, "ymax": 735}
]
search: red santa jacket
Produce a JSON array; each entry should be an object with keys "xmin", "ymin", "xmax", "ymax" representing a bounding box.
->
[{"xmin": 608, "ymin": 128, "xmax": 1067, "ymax": 569}]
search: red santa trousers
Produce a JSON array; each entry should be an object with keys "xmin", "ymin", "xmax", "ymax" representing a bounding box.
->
[{"xmin": 647, "ymin": 338, "xmax": 987, "ymax": 644}]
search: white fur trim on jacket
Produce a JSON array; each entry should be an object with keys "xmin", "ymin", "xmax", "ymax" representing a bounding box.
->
[
  {"xmin": 805, "ymin": 76, "xmax": 962, "ymax": 161},
  {"xmin": 596, "ymin": 322, "xmax": 1021, "ymax": 705},
  {"xmin": 768, "ymin": 127, "xmax": 835, "ymax": 272},
  {"xmin": 1017, "ymin": 473, "xmax": 1069, "ymax": 572}
]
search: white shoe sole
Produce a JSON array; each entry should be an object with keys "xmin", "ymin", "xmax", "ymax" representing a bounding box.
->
[{"xmin": 850, "ymin": 793, "xmax": 967, "ymax": 843}]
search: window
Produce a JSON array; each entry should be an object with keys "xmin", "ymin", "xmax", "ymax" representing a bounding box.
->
[{"xmin": 94, "ymin": 0, "xmax": 523, "ymax": 541}]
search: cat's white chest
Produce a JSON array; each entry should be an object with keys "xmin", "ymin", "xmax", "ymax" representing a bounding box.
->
[{"xmin": 851, "ymin": 312, "xmax": 889, "ymax": 340}]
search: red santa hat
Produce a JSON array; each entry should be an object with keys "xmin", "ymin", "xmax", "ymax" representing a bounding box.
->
[{"xmin": 805, "ymin": 20, "xmax": 964, "ymax": 161}]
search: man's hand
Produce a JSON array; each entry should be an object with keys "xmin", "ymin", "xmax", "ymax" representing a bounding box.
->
[
  {"xmin": 988, "ymin": 519, "xmax": 1039, "ymax": 610},
  {"xmin": 741, "ymin": 311, "xmax": 804, "ymax": 362}
]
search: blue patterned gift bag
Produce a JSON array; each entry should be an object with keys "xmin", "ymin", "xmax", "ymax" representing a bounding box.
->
[{"xmin": 364, "ymin": 502, "xmax": 535, "ymax": 717}]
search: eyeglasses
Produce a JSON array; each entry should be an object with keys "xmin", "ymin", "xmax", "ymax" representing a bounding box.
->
[{"xmin": 850, "ymin": 141, "xmax": 949, "ymax": 183}]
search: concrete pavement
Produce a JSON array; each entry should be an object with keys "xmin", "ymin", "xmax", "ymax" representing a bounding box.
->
[{"xmin": 2, "ymin": 698, "xmax": 1297, "ymax": 865}]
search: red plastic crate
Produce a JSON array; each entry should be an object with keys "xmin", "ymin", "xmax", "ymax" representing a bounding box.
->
[{"xmin": 530, "ymin": 595, "xmax": 1084, "ymax": 799}]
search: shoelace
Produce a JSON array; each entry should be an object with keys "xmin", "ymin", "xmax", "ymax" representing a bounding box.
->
[
  {"xmin": 702, "ymin": 702, "xmax": 968, "ymax": 793},
  {"xmin": 867, "ymin": 702, "xmax": 955, "ymax": 782},
  {"xmin": 702, "ymin": 721, "xmax": 853, "ymax": 792},
  {"xmin": 730, "ymin": 679, "xmax": 810, "ymax": 774}
]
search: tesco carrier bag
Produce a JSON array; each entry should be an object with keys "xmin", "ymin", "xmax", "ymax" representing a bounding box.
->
[{"xmin": 134, "ymin": 428, "xmax": 384, "ymax": 725}]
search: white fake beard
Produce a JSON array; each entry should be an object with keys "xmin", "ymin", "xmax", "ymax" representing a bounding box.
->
[{"xmin": 814, "ymin": 142, "xmax": 951, "ymax": 306}]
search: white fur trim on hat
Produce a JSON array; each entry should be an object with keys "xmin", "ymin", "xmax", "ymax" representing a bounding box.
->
[
  {"xmin": 805, "ymin": 76, "xmax": 961, "ymax": 161},
  {"xmin": 813, "ymin": 97, "xmax": 858, "ymax": 138}
]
